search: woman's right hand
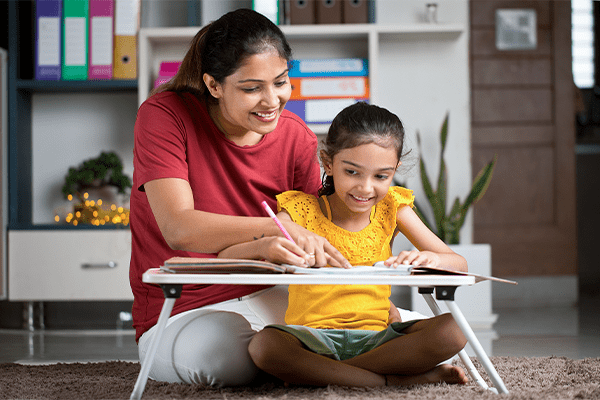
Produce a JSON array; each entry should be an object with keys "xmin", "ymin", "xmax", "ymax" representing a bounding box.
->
[{"xmin": 280, "ymin": 219, "xmax": 351, "ymax": 269}]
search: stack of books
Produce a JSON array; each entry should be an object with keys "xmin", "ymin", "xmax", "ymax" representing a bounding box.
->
[
  {"xmin": 285, "ymin": 58, "xmax": 369, "ymax": 125},
  {"xmin": 35, "ymin": 0, "xmax": 139, "ymax": 81}
]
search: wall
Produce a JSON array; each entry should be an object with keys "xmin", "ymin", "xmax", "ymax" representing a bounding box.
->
[
  {"xmin": 469, "ymin": 0, "xmax": 577, "ymax": 279},
  {"xmin": 376, "ymin": 0, "xmax": 473, "ymax": 248}
]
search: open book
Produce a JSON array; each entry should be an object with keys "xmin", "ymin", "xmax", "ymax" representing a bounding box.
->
[{"xmin": 159, "ymin": 257, "xmax": 517, "ymax": 284}]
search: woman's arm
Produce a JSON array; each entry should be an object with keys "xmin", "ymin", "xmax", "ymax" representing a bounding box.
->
[
  {"xmin": 386, "ymin": 206, "xmax": 467, "ymax": 272},
  {"xmin": 144, "ymin": 178, "xmax": 349, "ymax": 267}
]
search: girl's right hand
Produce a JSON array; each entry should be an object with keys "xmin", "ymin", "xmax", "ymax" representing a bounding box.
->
[{"xmin": 281, "ymin": 220, "xmax": 352, "ymax": 269}]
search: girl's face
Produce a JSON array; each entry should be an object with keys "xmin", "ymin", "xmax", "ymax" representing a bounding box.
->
[
  {"xmin": 203, "ymin": 49, "xmax": 291, "ymax": 146},
  {"xmin": 323, "ymin": 142, "xmax": 399, "ymax": 216}
]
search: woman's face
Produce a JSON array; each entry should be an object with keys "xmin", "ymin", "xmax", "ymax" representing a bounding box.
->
[{"xmin": 203, "ymin": 49, "xmax": 291, "ymax": 146}]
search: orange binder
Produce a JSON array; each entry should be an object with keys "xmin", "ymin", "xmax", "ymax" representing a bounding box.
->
[
  {"xmin": 113, "ymin": 35, "xmax": 136, "ymax": 79},
  {"xmin": 113, "ymin": 0, "xmax": 138, "ymax": 79},
  {"xmin": 290, "ymin": 76, "xmax": 369, "ymax": 100}
]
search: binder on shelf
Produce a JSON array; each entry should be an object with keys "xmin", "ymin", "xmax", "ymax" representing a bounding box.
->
[
  {"xmin": 88, "ymin": 0, "xmax": 114, "ymax": 80},
  {"xmin": 316, "ymin": 0, "xmax": 342, "ymax": 24},
  {"xmin": 154, "ymin": 61, "xmax": 181, "ymax": 88},
  {"xmin": 343, "ymin": 0, "xmax": 369, "ymax": 24},
  {"xmin": 62, "ymin": 0, "xmax": 89, "ymax": 80},
  {"xmin": 289, "ymin": 0, "xmax": 315, "ymax": 25},
  {"xmin": 35, "ymin": 0, "xmax": 62, "ymax": 80},
  {"xmin": 289, "ymin": 58, "xmax": 368, "ymax": 77},
  {"xmin": 286, "ymin": 98, "xmax": 368, "ymax": 124},
  {"xmin": 290, "ymin": 76, "xmax": 369, "ymax": 100},
  {"xmin": 113, "ymin": 0, "xmax": 139, "ymax": 79}
]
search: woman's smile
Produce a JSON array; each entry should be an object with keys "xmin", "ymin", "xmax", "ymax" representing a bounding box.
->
[{"xmin": 253, "ymin": 109, "xmax": 278, "ymax": 122}]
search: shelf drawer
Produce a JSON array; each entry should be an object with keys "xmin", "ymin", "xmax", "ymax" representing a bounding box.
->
[{"xmin": 8, "ymin": 230, "xmax": 133, "ymax": 301}]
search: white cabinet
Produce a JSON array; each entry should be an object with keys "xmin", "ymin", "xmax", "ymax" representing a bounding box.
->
[{"xmin": 8, "ymin": 230, "xmax": 133, "ymax": 301}]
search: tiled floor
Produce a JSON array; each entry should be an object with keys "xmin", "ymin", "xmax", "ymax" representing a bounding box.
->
[{"xmin": 1, "ymin": 295, "xmax": 599, "ymax": 365}]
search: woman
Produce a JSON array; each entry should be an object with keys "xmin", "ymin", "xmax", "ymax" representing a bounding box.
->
[{"xmin": 130, "ymin": 9, "xmax": 348, "ymax": 387}]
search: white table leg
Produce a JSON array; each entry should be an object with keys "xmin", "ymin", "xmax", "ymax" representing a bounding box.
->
[
  {"xmin": 130, "ymin": 297, "xmax": 177, "ymax": 400},
  {"xmin": 420, "ymin": 293, "xmax": 494, "ymax": 392},
  {"xmin": 445, "ymin": 300, "xmax": 508, "ymax": 394}
]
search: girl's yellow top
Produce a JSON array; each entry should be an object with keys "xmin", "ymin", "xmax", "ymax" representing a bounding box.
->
[{"xmin": 276, "ymin": 186, "xmax": 414, "ymax": 331}]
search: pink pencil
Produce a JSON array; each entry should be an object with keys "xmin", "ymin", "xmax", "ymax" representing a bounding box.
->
[{"xmin": 262, "ymin": 201, "xmax": 296, "ymax": 244}]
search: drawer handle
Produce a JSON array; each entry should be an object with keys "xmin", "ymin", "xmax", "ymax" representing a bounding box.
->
[{"xmin": 82, "ymin": 261, "xmax": 117, "ymax": 269}]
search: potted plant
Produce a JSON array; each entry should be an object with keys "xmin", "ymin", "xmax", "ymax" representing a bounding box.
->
[
  {"xmin": 62, "ymin": 151, "xmax": 132, "ymax": 203},
  {"xmin": 413, "ymin": 113, "xmax": 496, "ymax": 245},
  {"xmin": 398, "ymin": 113, "xmax": 498, "ymax": 346},
  {"xmin": 60, "ymin": 151, "xmax": 132, "ymax": 226}
]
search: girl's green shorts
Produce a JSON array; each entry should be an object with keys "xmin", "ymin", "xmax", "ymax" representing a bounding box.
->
[{"xmin": 265, "ymin": 320, "xmax": 421, "ymax": 361}]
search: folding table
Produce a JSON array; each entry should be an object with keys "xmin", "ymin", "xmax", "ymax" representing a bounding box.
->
[{"xmin": 130, "ymin": 269, "xmax": 509, "ymax": 400}]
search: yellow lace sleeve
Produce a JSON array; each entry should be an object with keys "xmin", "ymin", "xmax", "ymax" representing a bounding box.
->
[
  {"xmin": 388, "ymin": 186, "xmax": 415, "ymax": 208},
  {"xmin": 275, "ymin": 190, "xmax": 319, "ymax": 228}
]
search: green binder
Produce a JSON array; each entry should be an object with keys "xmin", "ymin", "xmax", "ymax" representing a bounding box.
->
[{"xmin": 62, "ymin": 0, "xmax": 89, "ymax": 80}]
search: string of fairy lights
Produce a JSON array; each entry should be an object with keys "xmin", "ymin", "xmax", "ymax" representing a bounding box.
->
[{"xmin": 55, "ymin": 192, "xmax": 130, "ymax": 227}]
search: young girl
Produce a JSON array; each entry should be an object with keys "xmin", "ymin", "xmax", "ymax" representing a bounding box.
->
[{"xmin": 218, "ymin": 102, "xmax": 469, "ymax": 387}]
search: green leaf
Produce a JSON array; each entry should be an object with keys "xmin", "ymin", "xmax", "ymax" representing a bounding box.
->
[
  {"xmin": 463, "ymin": 154, "xmax": 497, "ymax": 208},
  {"xmin": 440, "ymin": 113, "xmax": 449, "ymax": 154}
]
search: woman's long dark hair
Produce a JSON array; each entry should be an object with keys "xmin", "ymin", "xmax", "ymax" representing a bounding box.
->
[
  {"xmin": 150, "ymin": 9, "xmax": 292, "ymax": 100},
  {"xmin": 319, "ymin": 102, "xmax": 405, "ymax": 197}
]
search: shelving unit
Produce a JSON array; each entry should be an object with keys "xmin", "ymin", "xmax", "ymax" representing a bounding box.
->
[
  {"xmin": 6, "ymin": 1, "xmax": 136, "ymax": 302},
  {"xmin": 139, "ymin": 22, "xmax": 464, "ymax": 135}
]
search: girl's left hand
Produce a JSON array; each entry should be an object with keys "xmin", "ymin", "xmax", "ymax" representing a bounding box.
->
[{"xmin": 384, "ymin": 250, "xmax": 441, "ymax": 268}]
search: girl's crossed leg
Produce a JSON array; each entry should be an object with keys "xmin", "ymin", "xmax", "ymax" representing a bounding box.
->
[{"xmin": 248, "ymin": 313, "xmax": 468, "ymax": 387}]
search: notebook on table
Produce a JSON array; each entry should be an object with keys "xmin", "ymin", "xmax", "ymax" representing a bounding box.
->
[{"xmin": 158, "ymin": 257, "xmax": 517, "ymax": 284}]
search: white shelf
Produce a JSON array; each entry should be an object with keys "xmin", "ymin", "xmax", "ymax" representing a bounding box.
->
[{"xmin": 138, "ymin": 23, "xmax": 465, "ymax": 105}]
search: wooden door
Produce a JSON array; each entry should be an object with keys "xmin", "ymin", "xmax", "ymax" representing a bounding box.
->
[{"xmin": 470, "ymin": 1, "xmax": 577, "ymax": 277}]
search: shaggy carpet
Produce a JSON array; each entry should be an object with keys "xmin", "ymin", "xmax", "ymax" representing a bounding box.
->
[{"xmin": 1, "ymin": 356, "xmax": 599, "ymax": 400}]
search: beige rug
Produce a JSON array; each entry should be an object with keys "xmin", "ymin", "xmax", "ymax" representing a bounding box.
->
[{"xmin": 1, "ymin": 356, "xmax": 599, "ymax": 399}]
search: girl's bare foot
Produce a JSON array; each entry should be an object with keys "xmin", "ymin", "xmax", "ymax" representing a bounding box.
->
[{"xmin": 386, "ymin": 364, "xmax": 468, "ymax": 386}]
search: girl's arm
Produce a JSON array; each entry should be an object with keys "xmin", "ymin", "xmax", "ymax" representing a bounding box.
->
[
  {"xmin": 144, "ymin": 178, "xmax": 348, "ymax": 267},
  {"xmin": 386, "ymin": 205, "xmax": 467, "ymax": 272}
]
